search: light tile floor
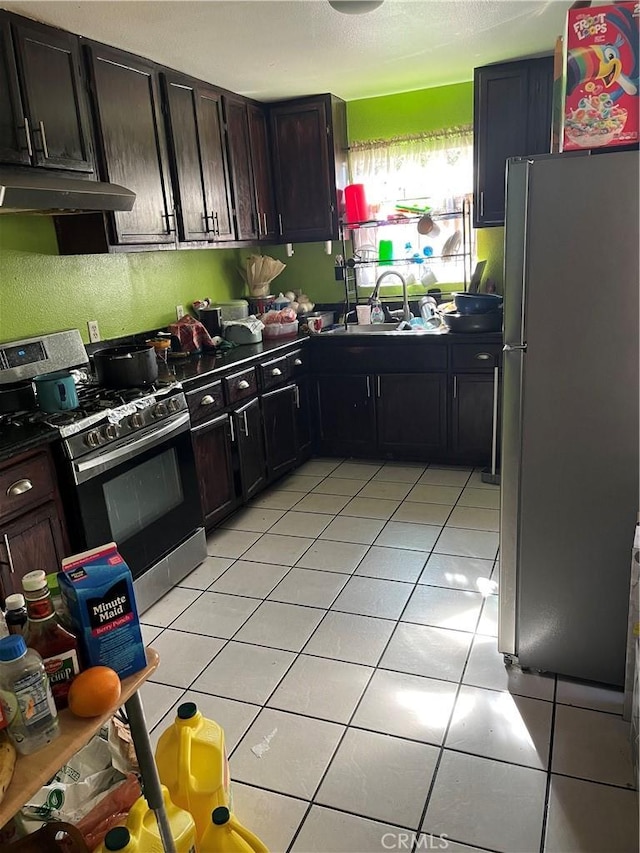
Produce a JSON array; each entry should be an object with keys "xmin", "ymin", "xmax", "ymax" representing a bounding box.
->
[{"xmin": 141, "ymin": 458, "xmax": 639, "ymax": 853}]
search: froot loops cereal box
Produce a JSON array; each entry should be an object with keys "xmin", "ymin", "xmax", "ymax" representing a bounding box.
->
[{"xmin": 562, "ymin": 2, "xmax": 639, "ymax": 151}]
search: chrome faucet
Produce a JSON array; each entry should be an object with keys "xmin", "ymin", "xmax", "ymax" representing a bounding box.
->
[{"xmin": 372, "ymin": 271, "xmax": 412, "ymax": 323}]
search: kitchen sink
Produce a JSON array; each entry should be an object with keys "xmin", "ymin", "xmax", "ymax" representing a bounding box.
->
[{"xmin": 323, "ymin": 323, "xmax": 445, "ymax": 336}]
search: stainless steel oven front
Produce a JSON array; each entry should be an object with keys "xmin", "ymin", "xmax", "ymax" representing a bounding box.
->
[{"xmin": 61, "ymin": 406, "xmax": 206, "ymax": 613}]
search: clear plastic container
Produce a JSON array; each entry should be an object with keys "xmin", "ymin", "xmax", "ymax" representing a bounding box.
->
[
  {"xmin": 262, "ymin": 320, "xmax": 298, "ymax": 339},
  {"xmin": 0, "ymin": 634, "xmax": 59, "ymax": 755}
]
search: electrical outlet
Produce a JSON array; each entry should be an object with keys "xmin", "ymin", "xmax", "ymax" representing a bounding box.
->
[
  {"xmin": 176, "ymin": 305, "xmax": 185, "ymax": 320},
  {"xmin": 87, "ymin": 320, "xmax": 100, "ymax": 343}
]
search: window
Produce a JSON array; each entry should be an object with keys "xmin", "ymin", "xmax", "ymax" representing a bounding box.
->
[{"xmin": 347, "ymin": 125, "xmax": 475, "ymax": 294}]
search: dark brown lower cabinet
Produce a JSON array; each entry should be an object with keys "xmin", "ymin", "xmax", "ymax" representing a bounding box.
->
[
  {"xmin": 0, "ymin": 501, "xmax": 66, "ymax": 598},
  {"xmin": 262, "ymin": 384, "xmax": 298, "ymax": 481},
  {"xmin": 316, "ymin": 374, "xmax": 376, "ymax": 457},
  {"xmin": 451, "ymin": 373, "xmax": 497, "ymax": 462},
  {"xmin": 295, "ymin": 377, "xmax": 312, "ymax": 460},
  {"xmin": 376, "ymin": 373, "xmax": 447, "ymax": 459},
  {"xmin": 190, "ymin": 413, "xmax": 238, "ymax": 528},
  {"xmin": 233, "ymin": 397, "xmax": 266, "ymax": 501}
]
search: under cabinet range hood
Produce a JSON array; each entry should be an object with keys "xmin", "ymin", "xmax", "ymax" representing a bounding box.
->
[{"xmin": 0, "ymin": 170, "xmax": 135, "ymax": 214}]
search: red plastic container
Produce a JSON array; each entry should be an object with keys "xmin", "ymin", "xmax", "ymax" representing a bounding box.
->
[{"xmin": 344, "ymin": 184, "xmax": 368, "ymax": 225}]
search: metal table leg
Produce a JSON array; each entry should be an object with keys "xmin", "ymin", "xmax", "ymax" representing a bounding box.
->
[{"xmin": 124, "ymin": 691, "xmax": 177, "ymax": 853}]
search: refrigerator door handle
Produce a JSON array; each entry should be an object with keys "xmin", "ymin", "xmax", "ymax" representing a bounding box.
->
[{"xmin": 503, "ymin": 343, "xmax": 527, "ymax": 352}]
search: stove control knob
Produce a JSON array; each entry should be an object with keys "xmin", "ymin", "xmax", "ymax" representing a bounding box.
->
[
  {"xmin": 102, "ymin": 423, "xmax": 119, "ymax": 441},
  {"xmin": 167, "ymin": 398, "xmax": 181, "ymax": 413},
  {"xmin": 85, "ymin": 429, "xmax": 101, "ymax": 448},
  {"xmin": 129, "ymin": 413, "xmax": 145, "ymax": 429},
  {"xmin": 153, "ymin": 402, "xmax": 168, "ymax": 418}
]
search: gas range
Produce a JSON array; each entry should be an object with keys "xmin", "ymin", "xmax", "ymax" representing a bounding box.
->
[{"xmin": 56, "ymin": 378, "xmax": 187, "ymax": 461}]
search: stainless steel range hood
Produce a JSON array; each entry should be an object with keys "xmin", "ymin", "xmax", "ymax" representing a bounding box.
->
[{"xmin": 0, "ymin": 170, "xmax": 135, "ymax": 214}]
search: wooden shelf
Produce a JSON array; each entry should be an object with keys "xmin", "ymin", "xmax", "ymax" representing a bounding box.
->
[{"xmin": 0, "ymin": 647, "xmax": 159, "ymax": 828}]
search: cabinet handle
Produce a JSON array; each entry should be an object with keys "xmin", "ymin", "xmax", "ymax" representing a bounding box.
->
[
  {"xmin": 38, "ymin": 120, "xmax": 49, "ymax": 159},
  {"xmin": 453, "ymin": 376, "xmax": 458, "ymax": 398},
  {"xmin": 479, "ymin": 191, "xmax": 485, "ymax": 217},
  {"xmin": 271, "ymin": 367, "xmax": 282, "ymax": 377},
  {"xmin": 3, "ymin": 535, "xmax": 15, "ymax": 575},
  {"xmin": 229, "ymin": 416, "xmax": 235, "ymax": 443},
  {"xmin": 163, "ymin": 209, "xmax": 176, "ymax": 234},
  {"xmin": 263, "ymin": 212, "xmax": 268, "ymax": 235},
  {"xmin": 365, "ymin": 376, "xmax": 371, "ymax": 398},
  {"xmin": 242, "ymin": 410, "xmax": 249, "ymax": 436},
  {"xmin": 6, "ymin": 478, "xmax": 33, "ymax": 497},
  {"xmin": 23, "ymin": 117, "xmax": 33, "ymax": 158},
  {"xmin": 202, "ymin": 212, "xmax": 211, "ymax": 233},
  {"xmin": 278, "ymin": 213, "xmax": 283, "ymax": 236},
  {"xmin": 294, "ymin": 358, "xmax": 302, "ymax": 366},
  {"xmin": 213, "ymin": 211, "xmax": 220, "ymax": 237},
  {"xmin": 490, "ymin": 366, "xmax": 499, "ymax": 479},
  {"xmin": 475, "ymin": 352, "xmax": 492, "ymax": 361},
  {"xmin": 237, "ymin": 379, "xmax": 250, "ymax": 390},
  {"xmin": 376, "ymin": 376, "xmax": 381, "ymax": 398},
  {"xmin": 295, "ymin": 385, "xmax": 300, "ymax": 409},
  {"xmin": 200, "ymin": 395, "xmax": 215, "ymax": 406}
]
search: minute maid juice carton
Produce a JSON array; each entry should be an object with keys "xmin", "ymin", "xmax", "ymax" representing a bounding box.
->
[
  {"xmin": 59, "ymin": 543, "xmax": 146, "ymax": 678},
  {"xmin": 562, "ymin": 2, "xmax": 639, "ymax": 151}
]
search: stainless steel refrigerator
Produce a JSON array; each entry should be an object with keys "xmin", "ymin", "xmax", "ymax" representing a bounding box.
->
[{"xmin": 499, "ymin": 150, "xmax": 639, "ymax": 687}]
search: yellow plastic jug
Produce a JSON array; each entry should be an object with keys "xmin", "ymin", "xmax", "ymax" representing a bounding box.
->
[
  {"xmin": 97, "ymin": 788, "xmax": 198, "ymax": 853},
  {"xmin": 199, "ymin": 807, "xmax": 269, "ymax": 853},
  {"xmin": 155, "ymin": 701, "xmax": 231, "ymax": 840}
]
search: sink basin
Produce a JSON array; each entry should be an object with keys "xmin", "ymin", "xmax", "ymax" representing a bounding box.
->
[{"xmin": 324, "ymin": 323, "xmax": 445, "ymax": 336}]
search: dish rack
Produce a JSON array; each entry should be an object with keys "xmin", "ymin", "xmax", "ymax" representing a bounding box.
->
[{"xmin": 336, "ymin": 196, "xmax": 475, "ymax": 322}]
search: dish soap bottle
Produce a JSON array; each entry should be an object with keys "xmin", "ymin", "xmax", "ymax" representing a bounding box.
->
[{"xmin": 370, "ymin": 299, "xmax": 385, "ymax": 324}]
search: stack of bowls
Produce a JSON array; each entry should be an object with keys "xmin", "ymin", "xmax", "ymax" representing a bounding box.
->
[{"xmin": 443, "ymin": 293, "xmax": 503, "ymax": 333}]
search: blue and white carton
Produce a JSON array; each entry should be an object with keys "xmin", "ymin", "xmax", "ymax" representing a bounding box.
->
[{"xmin": 59, "ymin": 542, "xmax": 146, "ymax": 679}]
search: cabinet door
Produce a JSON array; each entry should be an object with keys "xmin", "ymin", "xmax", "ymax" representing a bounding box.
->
[
  {"xmin": 196, "ymin": 86, "xmax": 234, "ymax": 242},
  {"xmin": 13, "ymin": 19, "xmax": 93, "ymax": 172},
  {"xmin": 233, "ymin": 397, "xmax": 266, "ymax": 502},
  {"xmin": 86, "ymin": 45, "xmax": 174, "ymax": 244},
  {"xmin": 474, "ymin": 58, "xmax": 553, "ymax": 227},
  {"xmin": 376, "ymin": 374, "xmax": 447, "ymax": 459},
  {"xmin": 0, "ymin": 501, "xmax": 66, "ymax": 598},
  {"xmin": 315, "ymin": 374, "xmax": 376, "ymax": 457},
  {"xmin": 248, "ymin": 103, "xmax": 276, "ymax": 240},
  {"xmin": 262, "ymin": 384, "xmax": 298, "ymax": 481},
  {"xmin": 269, "ymin": 98, "xmax": 334, "ymax": 242},
  {"xmin": 162, "ymin": 74, "xmax": 212, "ymax": 243},
  {"xmin": 225, "ymin": 97, "xmax": 258, "ymax": 241},
  {"xmin": 451, "ymin": 374, "xmax": 496, "ymax": 463},
  {"xmin": 0, "ymin": 16, "xmax": 29, "ymax": 165},
  {"xmin": 191, "ymin": 414, "xmax": 238, "ymax": 529}
]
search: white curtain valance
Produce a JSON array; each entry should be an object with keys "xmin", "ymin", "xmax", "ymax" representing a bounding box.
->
[{"xmin": 348, "ymin": 125, "xmax": 473, "ymax": 211}]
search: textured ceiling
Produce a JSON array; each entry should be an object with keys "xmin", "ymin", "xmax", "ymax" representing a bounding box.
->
[{"xmin": 1, "ymin": 0, "xmax": 575, "ymax": 100}]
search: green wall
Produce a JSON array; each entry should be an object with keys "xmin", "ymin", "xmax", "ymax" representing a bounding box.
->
[
  {"xmin": 0, "ymin": 81, "xmax": 504, "ymax": 345},
  {"xmin": 0, "ymin": 216, "xmax": 243, "ymax": 343},
  {"xmin": 348, "ymin": 83, "xmax": 473, "ymax": 141}
]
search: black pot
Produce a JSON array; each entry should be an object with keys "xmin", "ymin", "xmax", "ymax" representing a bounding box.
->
[
  {"xmin": 0, "ymin": 381, "xmax": 37, "ymax": 414},
  {"xmin": 454, "ymin": 292, "xmax": 503, "ymax": 315},
  {"xmin": 443, "ymin": 311, "xmax": 503, "ymax": 334},
  {"xmin": 93, "ymin": 345, "xmax": 158, "ymax": 388}
]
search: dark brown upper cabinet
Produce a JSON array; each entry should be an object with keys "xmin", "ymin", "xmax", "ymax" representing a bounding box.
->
[
  {"xmin": 161, "ymin": 72, "xmax": 234, "ymax": 243},
  {"xmin": 225, "ymin": 95, "xmax": 259, "ymax": 241},
  {"xmin": 247, "ymin": 103, "xmax": 276, "ymax": 241},
  {"xmin": 0, "ymin": 13, "xmax": 94, "ymax": 172},
  {"xmin": 85, "ymin": 43, "xmax": 175, "ymax": 245},
  {"xmin": 473, "ymin": 56, "xmax": 553, "ymax": 227},
  {"xmin": 269, "ymin": 94, "xmax": 348, "ymax": 242}
]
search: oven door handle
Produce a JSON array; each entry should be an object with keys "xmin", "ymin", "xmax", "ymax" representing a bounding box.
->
[{"xmin": 73, "ymin": 411, "xmax": 190, "ymax": 485}]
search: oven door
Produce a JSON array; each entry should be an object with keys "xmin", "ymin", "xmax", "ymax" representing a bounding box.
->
[{"xmin": 71, "ymin": 411, "xmax": 203, "ymax": 579}]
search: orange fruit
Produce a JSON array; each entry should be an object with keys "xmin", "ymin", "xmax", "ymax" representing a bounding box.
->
[{"xmin": 68, "ymin": 666, "xmax": 121, "ymax": 717}]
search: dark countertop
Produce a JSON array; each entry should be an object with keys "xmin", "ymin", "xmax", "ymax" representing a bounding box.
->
[
  {"xmin": 169, "ymin": 335, "xmax": 308, "ymax": 389},
  {"xmin": 0, "ymin": 421, "xmax": 59, "ymax": 464},
  {"xmin": 309, "ymin": 329, "xmax": 503, "ymax": 345}
]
